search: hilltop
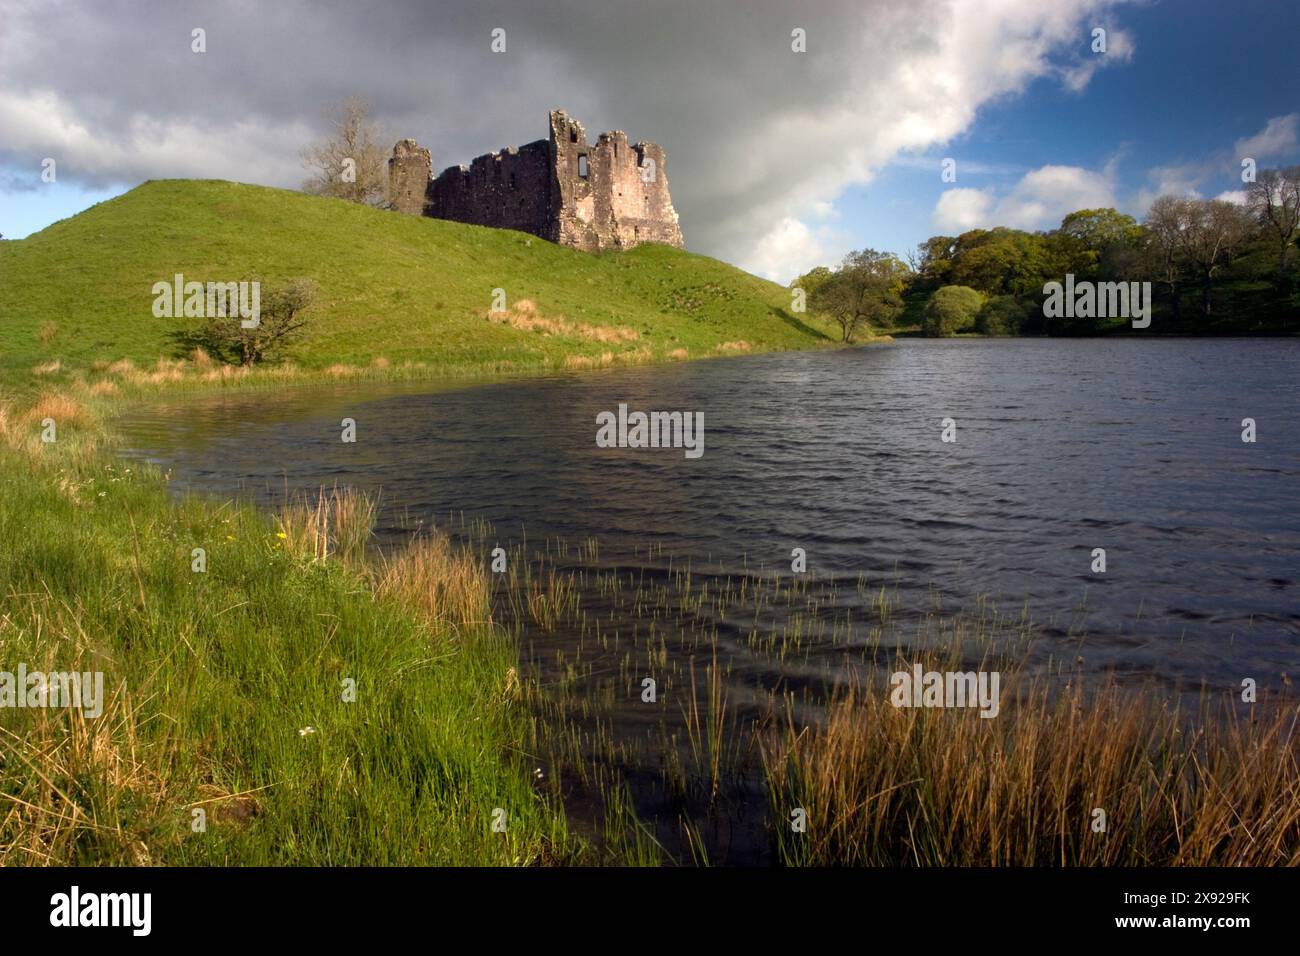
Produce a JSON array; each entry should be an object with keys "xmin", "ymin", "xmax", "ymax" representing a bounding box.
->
[{"xmin": 0, "ymin": 180, "xmax": 834, "ymax": 382}]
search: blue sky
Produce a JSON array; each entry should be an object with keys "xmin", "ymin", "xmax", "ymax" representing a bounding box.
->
[
  {"xmin": 2, "ymin": 0, "xmax": 1297, "ymax": 281},
  {"xmin": 822, "ymin": 0, "xmax": 1300, "ymax": 268}
]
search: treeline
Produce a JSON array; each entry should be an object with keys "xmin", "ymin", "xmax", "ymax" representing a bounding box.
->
[{"xmin": 795, "ymin": 166, "xmax": 1300, "ymax": 338}]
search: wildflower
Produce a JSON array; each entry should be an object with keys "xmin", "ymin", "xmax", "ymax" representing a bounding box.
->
[
  {"xmin": 298, "ymin": 726, "xmax": 317, "ymax": 737},
  {"xmin": 276, "ymin": 532, "xmax": 287, "ymax": 539}
]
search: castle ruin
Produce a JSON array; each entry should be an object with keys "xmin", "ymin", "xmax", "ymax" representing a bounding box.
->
[{"xmin": 388, "ymin": 110, "xmax": 683, "ymax": 253}]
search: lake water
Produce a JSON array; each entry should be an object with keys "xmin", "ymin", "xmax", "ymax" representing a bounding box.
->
[{"xmin": 118, "ymin": 338, "xmax": 1300, "ymax": 692}]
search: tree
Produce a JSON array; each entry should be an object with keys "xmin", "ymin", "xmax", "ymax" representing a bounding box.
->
[
  {"xmin": 923, "ymin": 285, "xmax": 984, "ymax": 336},
  {"xmin": 1144, "ymin": 196, "xmax": 1190, "ymax": 323},
  {"xmin": 1058, "ymin": 207, "xmax": 1142, "ymax": 248},
  {"xmin": 790, "ymin": 265, "xmax": 834, "ymax": 297},
  {"xmin": 1247, "ymin": 166, "xmax": 1300, "ymax": 280},
  {"xmin": 193, "ymin": 278, "xmax": 317, "ymax": 366},
  {"xmin": 947, "ymin": 228, "xmax": 1059, "ymax": 298},
  {"xmin": 1176, "ymin": 198, "xmax": 1257, "ymax": 318},
  {"xmin": 809, "ymin": 249, "xmax": 909, "ymax": 342},
  {"xmin": 1055, "ymin": 208, "xmax": 1143, "ymax": 279},
  {"xmin": 908, "ymin": 235, "xmax": 957, "ymax": 294},
  {"xmin": 302, "ymin": 97, "xmax": 390, "ymax": 205},
  {"xmin": 975, "ymin": 295, "xmax": 1029, "ymax": 335}
]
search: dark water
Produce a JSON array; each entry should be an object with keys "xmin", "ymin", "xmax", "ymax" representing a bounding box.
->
[{"xmin": 118, "ymin": 339, "xmax": 1300, "ymax": 691}]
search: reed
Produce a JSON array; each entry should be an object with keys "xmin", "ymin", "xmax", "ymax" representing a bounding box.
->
[{"xmin": 763, "ymin": 665, "xmax": 1300, "ymax": 866}]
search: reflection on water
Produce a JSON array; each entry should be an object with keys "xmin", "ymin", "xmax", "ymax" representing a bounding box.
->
[{"xmin": 118, "ymin": 338, "xmax": 1300, "ymax": 690}]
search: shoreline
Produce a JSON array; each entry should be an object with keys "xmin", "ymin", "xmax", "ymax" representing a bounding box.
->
[{"xmin": 2, "ymin": 339, "xmax": 1296, "ymax": 866}]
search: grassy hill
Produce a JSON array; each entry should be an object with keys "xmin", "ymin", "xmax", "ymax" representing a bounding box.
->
[
  {"xmin": 0, "ymin": 180, "xmax": 833, "ymax": 382},
  {"xmin": 0, "ymin": 179, "xmax": 835, "ymax": 865}
]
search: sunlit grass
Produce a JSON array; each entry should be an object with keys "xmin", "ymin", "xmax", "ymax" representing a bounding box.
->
[
  {"xmin": 0, "ymin": 179, "xmax": 838, "ymax": 384},
  {"xmin": 0, "ymin": 391, "xmax": 572, "ymax": 865}
]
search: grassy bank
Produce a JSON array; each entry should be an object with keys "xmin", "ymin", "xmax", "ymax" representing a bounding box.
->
[
  {"xmin": 3, "ymin": 387, "xmax": 1296, "ymax": 866},
  {"xmin": 0, "ymin": 179, "xmax": 835, "ymax": 865},
  {"xmin": 0, "ymin": 179, "xmax": 836, "ymax": 384},
  {"xmin": 0, "ymin": 392, "xmax": 571, "ymax": 865}
]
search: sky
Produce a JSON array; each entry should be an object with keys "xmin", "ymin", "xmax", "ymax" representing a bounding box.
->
[{"xmin": 1, "ymin": 0, "xmax": 1297, "ymax": 283}]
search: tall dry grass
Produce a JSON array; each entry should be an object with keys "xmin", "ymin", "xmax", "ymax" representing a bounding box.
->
[
  {"xmin": 764, "ymin": 665, "xmax": 1299, "ymax": 866},
  {"xmin": 19, "ymin": 393, "xmax": 88, "ymax": 427},
  {"xmin": 274, "ymin": 486, "xmax": 488, "ymax": 631},
  {"xmin": 715, "ymin": 340, "xmax": 752, "ymax": 352},
  {"xmin": 374, "ymin": 533, "xmax": 490, "ymax": 633},
  {"xmin": 489, "ymin": 299, "xmax": 640, "ymax": 344},
  {"xmin": 275, "ymin": 486, "xmax": 377, "ymax": 564}
]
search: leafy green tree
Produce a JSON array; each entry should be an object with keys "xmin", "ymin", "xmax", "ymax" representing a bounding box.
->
[
  {"xmin": 809, "ymin": 249, "xmax": 910, "ymax": 342},
  {"xmin": 948, "ymin": 228, "xmax": 1059, "ymax": 297},
  {"xmin": 790, "ymin": 265, "xmax": 834, "ymax": 297},
  {"xmin": 922, "ymin": 285, "xmax": 984, "ymax": 337},
  {"xmin": 1055, "ymin": 208, "xmax": 1144, "ymax": 278},
  {"xmin": 975, "ymin": 295, "xmax": 1029, "ymax": 335},
  {"xmin": 908, "ymin": 235, "xmax": 957, "ymax": 294}
]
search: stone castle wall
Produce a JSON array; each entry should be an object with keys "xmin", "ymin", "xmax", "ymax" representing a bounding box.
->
[{"xmin": 387, "ymin": 110, "xmax": 683, "ymax": 252}]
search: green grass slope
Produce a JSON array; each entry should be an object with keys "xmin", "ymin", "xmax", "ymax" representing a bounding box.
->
[{"xmin": 0, "ymin": 179, "xmax": 833, "ymax": 378}]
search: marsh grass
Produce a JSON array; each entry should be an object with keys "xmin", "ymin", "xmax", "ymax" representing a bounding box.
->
[
  {"xmin": 464, "ymin": 527, "xmax": 1298, "ymax": 866},
  {"xmin": 0, "ymin": 391, "xmax": 572, "ymax": 865},
  {"xmin": 375, "ymin": 532, "xmax": 491, "ymax": 633},
  {"xmin": 763, "ymin": 657, "xmax": 1300, "ymax": 866},
  {"xmin": 276, "ymin": 485, "xmax": 378, "ymax": 565}
]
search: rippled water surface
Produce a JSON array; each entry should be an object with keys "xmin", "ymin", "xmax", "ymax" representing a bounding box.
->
[{"xmin": 119, "ymin": 338, "xmax": 1300, "ymax": 687}]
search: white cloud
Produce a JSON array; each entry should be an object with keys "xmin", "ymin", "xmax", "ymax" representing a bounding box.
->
[
  {"xmin": 811, "ymin": 201, "xmax": 839, "ymax": 220},
  {"xmin": 997, "ymin": 164, "xmax": 1116, "ymax": 227},
  {"xmin": 0, "ymin": 88, "xmax": 311, "ymax": 189},
  {"xmin": 932, "ymin": 164, "xmax": 1116, "ymax": 233},
  {"xmin": 1060, "ymin": 26, "xmax": 1136, "ymax": 92},
  {"xmin": 1235, "ymin": 113, "xmax": 1299, "ymax": 160},
  {"xmin": 933, "ymin": 188, "xmax": 995, "ymax": 232},
  {"xmin": 745, "ymin": 217, "xmax": 837, "ymax": 283},
  {"xmin": 0, "ymin": 0, "xmax": 1144, "ymax": 280},
  {"xmin": 1136, "ymin": 113, "xmax": 1300, "ymax": 211},
  {"xmin": 1214, "ymin": 190, "xmax": 1248, "ymax": 205},
  {"xmin": 718, "ymin": 0, "xmax": 1143, "ymax": 276}
]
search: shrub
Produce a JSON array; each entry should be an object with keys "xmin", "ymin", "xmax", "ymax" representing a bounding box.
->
[
  {"xmin": 923, "ymin": 285, "xmax": 984, "ymax": 337},
  {"xmin": 185, "ymin": 277, "xmax": 317, "ymax": 367}
]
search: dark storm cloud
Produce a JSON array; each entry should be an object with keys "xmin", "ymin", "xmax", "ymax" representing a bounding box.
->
[{"xmin": 0, "ymin": 0, "xmax": 1126, "ymax": 271}]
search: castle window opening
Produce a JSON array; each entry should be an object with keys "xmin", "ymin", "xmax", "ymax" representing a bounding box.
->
[{"xmin": 578, "ymin": 155, "xmax": 589, "ymax": 179}]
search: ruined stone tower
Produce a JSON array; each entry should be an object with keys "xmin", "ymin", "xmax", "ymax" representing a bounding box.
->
[{"xmin": 388, "ymin": 110, "xmax": 684, "ymax": 252}]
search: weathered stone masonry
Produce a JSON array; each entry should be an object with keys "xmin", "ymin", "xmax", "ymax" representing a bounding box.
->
[{"xmin": 388, "ymin": 110, "xmax": 684, "ymax": 252}]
